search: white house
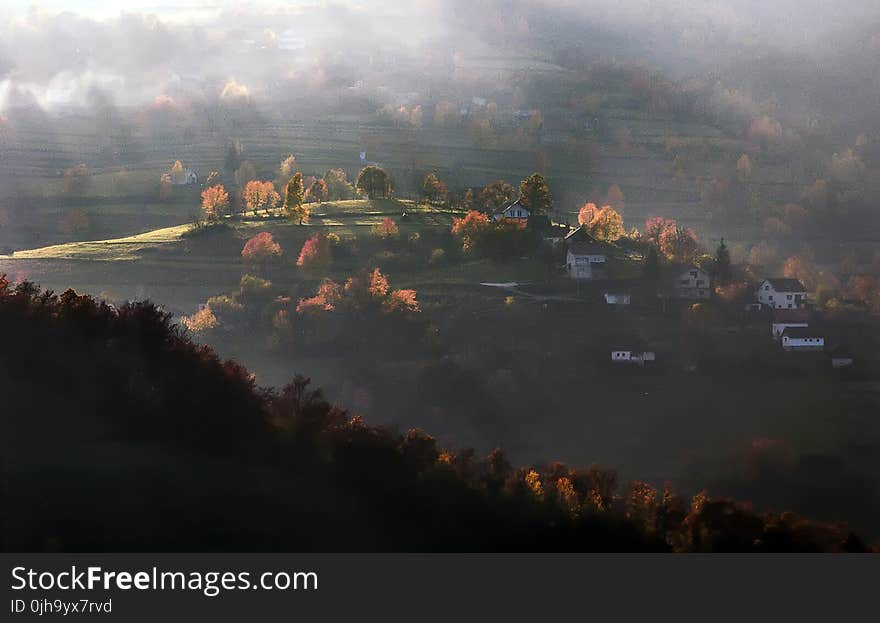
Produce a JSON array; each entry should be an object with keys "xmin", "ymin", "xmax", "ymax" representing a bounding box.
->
[
  {"xmin": 566, "ymin": 244, "xmax": 609, "ymax": 279},
  {"xmin": 771, "ymin": 309, "xmax": 809, "ymax": 339},
  {"xmin": 604, "ymin": 293, "xmax": 631, "ymax": 305},
  {"xmin": 565, "ymin": 226, "xmax": 611, "ymax": 280},
  {"xmin": 492, "ymin": 198, "xmax": 530, "ymax": 221},
  {"xmin": 781, "ymin": 327, "xmax": 824, "ymax": 350},
  {"xmin": 668, "ymin": 267, "xmax": 711, "ymax": 300},
  {"xmin": 757, "ymin": 278, "xmax": 806, "ymax": 309},
  {"xmin": 161, "ymin": 168, "xmax": 198, "ymax": 186}
]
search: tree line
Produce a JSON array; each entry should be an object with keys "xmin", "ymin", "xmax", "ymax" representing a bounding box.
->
[{"xmin": 0, "ymin": 276, "xmax": 872, "ymax": 552}]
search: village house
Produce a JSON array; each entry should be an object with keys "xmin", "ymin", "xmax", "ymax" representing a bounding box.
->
[
  {"xmin": 771, "ymin": 309, "xmax": 810, "ymax": 340},
  {"xmin": 564, "ymin": 226, "xmax": 612, "ymax": 280},
  {"xmin": 161, "ymin": 168, "xmax": 198, "ymax": 186},
  {"xmin": 492, "ymin": 197, "xmax": 530, "ymax": 221},
  {"xmin": 781, "ymin": 327, "xmax": 824, "ymax": 351},
  {"xmin": 665, "ymin": 266, "xmax": 711, "ymax": 300},
  {"xmin": 757, "ymin": 278, "xmax": 806, "ymax": 309}
]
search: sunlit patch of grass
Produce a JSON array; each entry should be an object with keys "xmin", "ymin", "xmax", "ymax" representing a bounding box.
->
[{"xmin": 5, "ymin": 224, "xmax": 194, "ymax": 261}]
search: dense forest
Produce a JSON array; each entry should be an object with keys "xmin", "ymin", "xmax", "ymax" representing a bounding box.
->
[{"xmin": 0, "ymin": 276, "xmax": 871, "ymax": 552}]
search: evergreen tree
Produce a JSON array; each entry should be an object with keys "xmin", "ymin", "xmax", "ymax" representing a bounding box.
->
[{"xmin": 715, "ymin": 238, "xmax": 732, "ymax": 286}]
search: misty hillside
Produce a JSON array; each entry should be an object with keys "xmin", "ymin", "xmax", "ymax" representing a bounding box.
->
[{"xmin": 0, "ymin": 279, "xmax": 870, "ymax": 552}]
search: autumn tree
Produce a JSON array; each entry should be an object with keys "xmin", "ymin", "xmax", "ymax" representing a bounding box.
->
[
  {"xmin": 324, "ymin": 168, "xmax": 355, "ymax": 200},
  {"xmin": 243, "ymin": 180, "xmax": 280, "ymax": 216},
  {"xmin": 478, "ymin": 180, "xmax": 515, "ymax": 212},
  {"xmin": 201, "ymin": 184, "xmax": 229, "ymax": 222},
  {"xmin": 170, "ymin": 160, "xmax": 186, "ymax": 185},
  {"xmin": 356, "ymin": 165, "xmax": 393, "ymax": 199},
  {"xmin": 296, "ymin": 233, "xmax": 332, "ymax": 269},
  {"xmin": 604, "ymin": 184, "xmax": 625, "ymax": 214},
  {"xmin": 588, "ymin": 206, "xmax": 624, "ymax": 241},
  {"xmin": 451, "ymin": 210, "xmax": 491, "ymax": 253},
  {"xmin": 644, "ymin": 216, "xmax": 675, "ymax": 247},
  {"xmin": 384, "ymin": 288, "xmax": 421, "ymax": 314},
  {"xmin": 736, "ymin": 154, "xmax": 753, "ymax": 182},
  {"xmin": 284, "ymin": 173, "xmax": 308, "ymax": 224},
  {"xmin": 309, "ymin": 178, "xmax": 328, "ymax": 203},
  {"xmin": 422, "ymin": 173, "xmax": 448, "ymax": 203},
  {"xmin": 276, "ymin": 154, "xmax": 296, "ymax": 186},
  {"xmin": 577, "ymin": 202, "xmax": 598, "ymax": 226},
  {"xmin": 519, "ymin": 172, "xmax": 553, "ymax": 214},
  {"xmin": 660, "ymin": 225, "xmax": 700, "ymax": 264},
  {"xmin": 234, "ymin": 161, "xmax": 257, "ymax": 188},
  {"xmin": 372, "ymin": 217, "xmax": 399, "ymax": 239},
  {"xmin": 462, "ymin": 188, "xmax": 475, "ymax": 210},
  {"xmin": 241, "ymin": 232, "xmax": 282, "ymax": 267},
  {"xmin": 180, "ymin": 307, "xmax": 218, "ymax": 334}
]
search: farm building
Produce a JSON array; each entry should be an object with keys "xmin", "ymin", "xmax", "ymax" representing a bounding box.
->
[
  {"xmin": 781, "ymin": 327, "xmax": 824, "ymax": 351},
  {"xmin": 564, "ymin": 226, "xmax": 612, "ymax": 280},
  {"xmin": 757, "ymin": 278, "xmax": 806, "ymax": 309},
  {"xmin": 663, "ymin": 266, "xmax": 711, "ymax": 300}
]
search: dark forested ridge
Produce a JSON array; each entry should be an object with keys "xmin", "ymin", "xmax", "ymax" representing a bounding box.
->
[{"xmin": 0, "ymin": 276, "xmax": 871, "ymax": 552}]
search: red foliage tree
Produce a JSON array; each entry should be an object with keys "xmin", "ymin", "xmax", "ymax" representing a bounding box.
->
[
  {"xmin": 372, "ymin": 217, "xmax": 400, "ymax": 239},
  {"xmin": 241, "ymin": 232, "xmax": 282, "ymax": 264},
  {"xmin": 296, "ymin": 233, "xmax": 332, "ymax": 269}
]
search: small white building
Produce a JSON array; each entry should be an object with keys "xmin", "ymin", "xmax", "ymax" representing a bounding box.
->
[
  {"xmin": 604, "ymin": 293, "xmax": 631, "ymax": 305},
  {"xmin": 492, "ymin": 198, "xmax": 530, "ymax": 221},
  {"xmin": 781, "ymin": 327, "xmax": 824, "ymax": 351},
  {"xmin": 612, "ymin": 350, "xmax": 655, "ymax": 365},
  {"xmin": 757, "ymin": 278, "xmax": 806, "ymax": 309},
  {"xmin": 611, "ymin": 350, "xmax": 632, "ymax": 361},
  {"xmin": 771, "ymin": 309, "xmax": 809, "ymax": 340}
]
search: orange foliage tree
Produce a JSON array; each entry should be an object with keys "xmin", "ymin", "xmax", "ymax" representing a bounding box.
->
[
  {"xmin": 201, "ymin": 184, "xmax": 229, "ymax": 222},
  {"xmin": 588, "ymin": 205, "xmax": 624, "ymax": 241},
  {"xmin": 577, "ymin": 202, "xmax": 598, "ymax": 226},
  {"xmin": 451, "ymin": 210, "xmax": 491, "ymax": 253},
  {"xmin": 243, "ymin": 180, "xmax": 281, "ymax": 216}
]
